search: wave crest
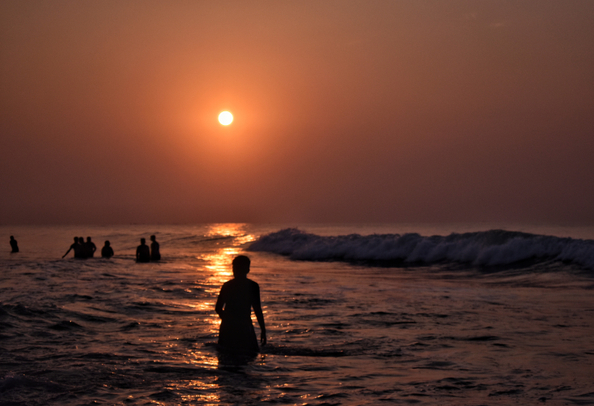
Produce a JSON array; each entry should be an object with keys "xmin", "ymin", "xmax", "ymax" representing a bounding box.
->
[{"xmin": 248, "ymin": 228, "xmax": 594, "ymax": 269}]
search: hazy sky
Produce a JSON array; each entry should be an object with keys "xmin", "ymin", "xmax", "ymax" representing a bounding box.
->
[{"xmin": 1, "ymin": 1, "xmax": 593, "ymax": 225}]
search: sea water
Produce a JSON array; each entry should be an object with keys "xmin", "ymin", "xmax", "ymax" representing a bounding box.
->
[{"xmin": 1, "ymin": 223, "xmax": 594, "ymax": 405}]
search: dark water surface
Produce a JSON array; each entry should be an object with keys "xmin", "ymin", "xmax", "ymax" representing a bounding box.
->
[{"xmin": 1, "ymin": 224, "xmax": 594, "ymax": 405}]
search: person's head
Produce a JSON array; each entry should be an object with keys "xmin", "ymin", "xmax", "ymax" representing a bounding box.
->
[
  {"xmin": 104, "ymin": 240, "xmax": 110, "ymax": 246},
  {"xmin": 150, "ymin": 235, "xmax": 156, "ymax": 241},
  {"xmin": 10, "ymin": 236, "xmax": 14, "ymax": 240},
  {"xmin": 232, "ymin": 255, "xmax": 251, "ymax": 278},
  {"xmin": 87, "ymin": 237, "xmax": 92, "ymax": 242},
  {"xmin": 79, "ymin": 237, "xmax": 84, "ymax": 243},
  {"xmin": 140, "ymin": 238, "xmax": 146, "ymax": 244},
  {"xmin": 74, "ymin": 237, "xmax": 78, "ymax": 243}
]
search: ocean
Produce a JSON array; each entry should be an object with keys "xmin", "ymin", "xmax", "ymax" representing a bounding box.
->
[{"xmin": 1, "ymin": 223, "xmax": 594, "ymax": 405}]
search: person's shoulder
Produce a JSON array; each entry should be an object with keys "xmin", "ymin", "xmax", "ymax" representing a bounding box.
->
[
  {"xmin": 247, "ymin": 278, "xmax": 260, "ymax": 288},
  {"xmin": 220, "ymin": 279, "xmax": 235, "ymax": 293}
]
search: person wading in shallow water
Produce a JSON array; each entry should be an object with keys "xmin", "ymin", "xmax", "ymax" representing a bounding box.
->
[
  {"xmin": 136, "ymin": 238, "xmax": 150, "ymax": 263},
  {"xmin": 215, "ymin": 255, "xmax": 266, "ymax": 354},
  {"xmin": 62, "ymin": 237, "xmax": 84, "ymax": 259},
  {"xmin": 101, "ymin": 240, "xmax": 114, "ymax": 258},
  {"xmin": 9, "ymin": 236, "xmax": 19, "ymax": 253},
  {"xmin": 150, "ymin": 235, "xmax": 160, "ymax": 261},
  {"xmin": 84, "ymin": 237, "xmax": 96, "ymax": 258}
]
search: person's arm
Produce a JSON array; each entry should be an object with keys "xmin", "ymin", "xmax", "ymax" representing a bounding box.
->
[
  {"xmin": 135, "ymin": 246, "xmax": 139, "ymax": 260},
  {"xmin": 62, "ymin": 247, "xmax": 72, "ymax": 259},
  {"xmin": 252, "ymin": 283, "xmax": 267, "ymax": 345},
  {"xmin": 215, "ymin": 285, "xmax": 226, "ymax": 319}
]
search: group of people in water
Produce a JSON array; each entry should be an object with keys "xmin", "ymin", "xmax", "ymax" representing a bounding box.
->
[
  {"xmin": 9, "ymin": 234, "xmax": 264, "ymax": 353},
  {"xmin": 62, "ymin": 236, "xmax": 106, "ymax": 259},
  {"xmin": 60, "ymin": 235, "xmax": 160, "ymax": 262},
  {"xmin": 135, "ymin": 235, "xmax": 160, "ymax": 263},
  {"xmin": 9, "ymin": 234, "xmax": 161, "ymax": 263},
  {"xmin": 60, "ymin": 238, "xmax": 262, "ymax": 353}
]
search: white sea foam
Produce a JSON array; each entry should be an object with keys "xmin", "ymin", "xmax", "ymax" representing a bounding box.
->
[{"xmin": 249, "ymin": 228, "xmax": 594, "ymax": 269}]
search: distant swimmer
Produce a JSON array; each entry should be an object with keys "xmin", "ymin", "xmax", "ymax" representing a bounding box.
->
[
  {"xmin": 9, "ymin": 236, "xmax": 19, "ymax": 253},
  {"xmin": 150, "ymin": 235, "xmax": 161, "ymax": 261},
  {"xmin": 62, "ymin": 237, "xmax": 84, "ymax": 259},
  {"xmin": 84, "ymin": 237, "xmax": 97, "ymax": 258},
  {"xmin": 136, "ymin": 238, "xmax": 150, "ymax": 263},
  {"xmin": 101, "ymin": 240, "xmax": 114, "ymax": 258},
  {"xmin": 215, "ymin": 255, "xmax": 266, "ymax": 354}
]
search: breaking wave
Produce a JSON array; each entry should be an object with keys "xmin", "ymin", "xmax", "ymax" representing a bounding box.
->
[{"xmin": 248, "ymin": 228, "xmax": 594, "ymax": 269}]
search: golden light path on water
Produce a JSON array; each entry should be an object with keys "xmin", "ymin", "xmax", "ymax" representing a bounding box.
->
[{"xmin": 163, "ymin": 223, "xmax": 260, "ymax": 403}]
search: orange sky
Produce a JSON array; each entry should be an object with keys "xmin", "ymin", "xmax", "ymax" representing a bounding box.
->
[{"xmin": 1, "ymin": 1, "xmax": 593, "ymax": 224}]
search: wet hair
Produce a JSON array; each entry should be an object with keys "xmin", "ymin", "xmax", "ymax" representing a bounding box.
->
[
  {"xmin": 232, "ymin": 255, "xmax": 251, "ymax": 276},
  {"xmin": 141, "ymin": 238, "xmax": 146, "ymax": 244},
  {"xmin": 104, "ymin": 240, "xmax": 110, "ymax": 246},
  {"xmin": 150, "ymin": 235, "xmax": 156, "ymax": 240}
]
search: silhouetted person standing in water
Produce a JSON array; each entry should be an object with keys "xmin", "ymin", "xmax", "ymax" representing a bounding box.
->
[
  {"xmin": 101, "ymin": 240, "xmax": 114, "ymax": 258},
  {"xmin": 9, "ymin": 236, "xmax": 19, "ymax": 253},
  {"xmin": 136, "ymin": 238, "xmax": 150, "ymax": 263},
  {"xmin": 62, "ymin": 237, "xmax": 84, "ymax": 259},
  {"xmin": 78, "ymin": 237, "xmax": 86, "ymax": 257},
  {"xmin": 216, "ymin": 255, "xmax": 266, "ymax": 354},
  {"xmin": 85, "ymin": 237, "xmax": 96, "ymax": 258},
  {"xmin": 150, "ymin": 235, "xmax": 160, "ymax": 261}
]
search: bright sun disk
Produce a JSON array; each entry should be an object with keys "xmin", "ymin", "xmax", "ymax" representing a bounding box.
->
[{"xmin": 218, "ymin": 111, "xmax": 233, "ymax": 126}]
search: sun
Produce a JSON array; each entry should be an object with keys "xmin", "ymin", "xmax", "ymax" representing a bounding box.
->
[{"xmin": 218, "ymin": 111, "xmax": 233, "ymax": 126}]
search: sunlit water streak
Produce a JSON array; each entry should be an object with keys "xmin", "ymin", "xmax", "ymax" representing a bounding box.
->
[{"xmin": 1, "ymin": 223, "xmax": 594, "ymax": 405}]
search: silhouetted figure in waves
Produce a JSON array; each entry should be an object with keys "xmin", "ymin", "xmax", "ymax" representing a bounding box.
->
[
  {"xmin": 150, "ymin": 235, "xmax": 160, "ymax": 261},
  {"xmin": 9, "ymin": 236, "xmax": 19, "ymax": 253},
  {"xmin": 215, "ymin": 255, "xmax": 266, "ymax": 354},
  {"xmin": 136, "ymin": 238, "xmax": 150, "ymax": 263},
  {"xmin": 62, "ymin": 237, "xmax": 84, "ymax": 259},
  {"xmin": 84, "ymin": 237, "xmax": 97, "ymax": 258},
  {"xmin": 101, "ymin": 240, "xmax": 114, "ymax": 258},
  {"xmin": 78, "ymin": 237, "xmax": 86, "ymax": 257}
]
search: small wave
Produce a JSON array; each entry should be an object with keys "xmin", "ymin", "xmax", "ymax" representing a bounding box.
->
[
  {"xmin": 248, "ymin": 228, "xmax": 594, "ymax": 270},
  {"xmin": 0, "ymin": 374, "xmax": 65, "ymax": 394},
  {"xmin": 63, "ymin": 294, "xmax": 94, "ymax": 301},
  {"xmin": 262, "ymin": 344, "xmax": 350, "ymax": 357},
  {"xmin": 120, "ymin": 321, "xmax": 140, "ymax": 331},
  {"xmin": 77, "ymin": 352, "xmax": 130, "ymax": 361},
  {"xmin": 49, "ymin": 320, "xmax": 84, "ymax": 331},
  {"xmin": 2, "ymin": 304, "xmax": 50, "ymax": 320}
]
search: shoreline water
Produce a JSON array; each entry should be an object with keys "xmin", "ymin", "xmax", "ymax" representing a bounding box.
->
[{"xmin": 1, "ymin": 223, "xmax": 593, "ymax": 405}]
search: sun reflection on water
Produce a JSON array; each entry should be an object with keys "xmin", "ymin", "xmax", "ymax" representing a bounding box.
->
[
  {"xmin": 197, "ymin": 223, "xmax": 257, "ymax": 295},
  {"xmin": 185, "ymin": 349, "xmax": 220, "ymax": 370},
  {"xmin": 183, "ymin": 224, "xmax": 260, "ymax": 360},
  {"xmin": 168, "ymin": 377, "xmax": 221, "ymax": 404}
]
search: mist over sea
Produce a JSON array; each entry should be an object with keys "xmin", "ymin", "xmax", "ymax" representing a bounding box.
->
[{"xmin": 1, "ymin": 223, "xmax": 594, "ymax": 405}]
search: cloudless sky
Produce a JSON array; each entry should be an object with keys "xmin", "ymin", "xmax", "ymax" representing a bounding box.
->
[{"xmin": 1, "ymin": 0, "xmax": 593, "ymax": 225}]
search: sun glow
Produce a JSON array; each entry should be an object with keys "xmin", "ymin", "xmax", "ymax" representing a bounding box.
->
[{"xmin": 218, "ymin": 111, "xmax": 233, "ymax": 126}]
